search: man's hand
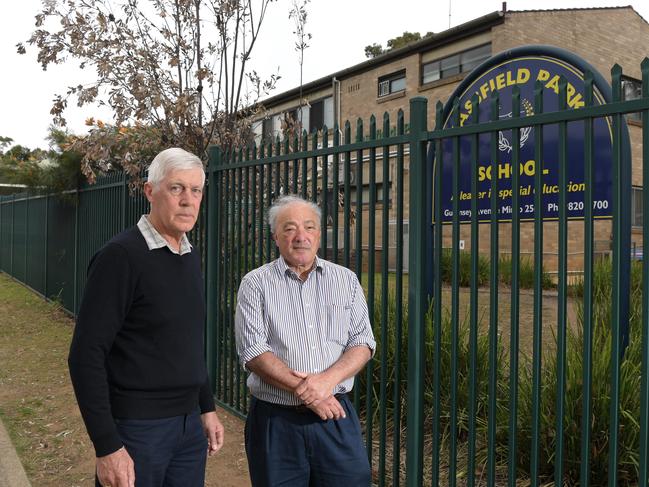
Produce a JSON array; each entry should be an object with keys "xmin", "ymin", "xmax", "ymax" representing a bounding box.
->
[
  {"xmin": 201, "ymin": 411, "xmax": 224, "ymax": 456},
  {"xmin": 307, "ymin": 395, "xmax": 347, "ymax": 421},
  {"xmin": 292, "ymin": 370, "xmax": 335, "ymax": 405},
  {"xmin": 96, "ymin": 447, "xmax": 135, "ymax": 487}
]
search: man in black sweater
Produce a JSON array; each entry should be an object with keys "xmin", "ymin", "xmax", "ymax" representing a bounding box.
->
[{"xmin": 68, "ymin": 148, "xmax": 224, "ymax": 487}]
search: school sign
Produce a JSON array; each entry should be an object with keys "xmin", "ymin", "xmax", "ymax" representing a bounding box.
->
[{"xmin": 438, "ymin": 45, "xmax": 628, "ymax": 223}]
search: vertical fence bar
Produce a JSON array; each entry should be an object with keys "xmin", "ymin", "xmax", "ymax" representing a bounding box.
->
[
  {"xmin": 508, "ymin": 87, "xmax": 521, "ymax": 487},
  {"xmin": 449, "ymin": 98, "xmax": 461, "ymax": 487},
  {"xmin": 259, "ymin": 145, "xmax": 265, "ymax": 267},
  {"xmin": 405, "ymin": 96, "xmax": 428, "ymax": 487},
  {"xmin": 311, "ymin": 131, "xmax": 318, "ymax": 203},
  {"xmin": 73, "ymin": 192, "xmax": 79, "ymax": 314},
  {"xmin": 378, "ymin": 112, "xmax": 390, "ymax": 487},
  {"xmin": 580, "ymin": 73, "xmax": 595, "ymax": 487},
  {"xmin": 332, "ymin": 126, "xmax": 340, "ymax": 264},
  {"xmin": 343, "ymin": 122, "xmax": 352, "ymax": 270},
  {"xmin": 266, "ymin": 148, "xmax": 273, "ymax": 260},
  {"xmin": 226, "ymin": 154, "xmax": 235, "ymax": 405},
  {"xmin": 366, "ymin": 115, "xmax": 377, "ymax": 466},
  {"xmin": 392, "ymin": 109, "xmax": 405, "ymax": 487},
  {"xmin": 353, "ymin": 118, "xmax": 364, "ymax": 410},
  {"xmin": 43, "ymin": 194, "xmax": 49, "ymax": 298},
  {"xmin": 431, "ymin": 101, "xmax": 444, "ymax": 487},
  {"xmin": 487, "ymin": 92, "xmax": 500, "ymax": 486},
  {"xmin": 24, "ymin": 195, "xmax": 28, "ymax": 286},
  {"xmin": 608, "ymin": 64, "xmax": 624, "ymax": 487},
  {"xmin": 531, "ymin": 80, "xmax": 544, "ymax": 486},
  {"xmin": 235, "ymin": 153, "xmax": 243, "ymax": 410},
  {"xmin": 292, "ymin": 136, "xmax": 299, "ymax": 195},
  {"xmin": 640, "ymin": 57, "xmax": 649, "ymax": 487},
  {"xmin": 322, "ymin": 128, "xmax": 329, "ymax": 259},
  {"xmin": 555, "ymin": 77, "xmax": 569, "ymax": 485},
  {"xmin": 206, "ymin": 146, "xmax": 221, "ymax": 393},
  {"xmin": 467, "ymin": 94, "xmax": 480, "ymax": 487},
  {"xmin": 301, "ymin": 131, "xmax": 308, "ymax": 199},
  {"xmin": 243, "ymin": 150, "xmax": 251, "ymax": 412}
]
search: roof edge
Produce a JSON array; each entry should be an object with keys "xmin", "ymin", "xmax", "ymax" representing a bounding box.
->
[{"xmin": 258, "ymin": 10, "xmax": 504, "ymax": 109}]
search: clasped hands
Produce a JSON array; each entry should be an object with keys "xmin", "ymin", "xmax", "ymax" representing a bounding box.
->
[{"xmin": 292, "ymin": 371, "xmax": 346, "ymax": 421}]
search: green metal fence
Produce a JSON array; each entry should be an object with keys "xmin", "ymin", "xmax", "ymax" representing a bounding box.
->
[
  {"xmin": 2, "ymin": 60, "xmax": 649, "ymax": 486},
  {"xmin": 0, "ymin": 174, "xmax": 209, "ymax": 315}
]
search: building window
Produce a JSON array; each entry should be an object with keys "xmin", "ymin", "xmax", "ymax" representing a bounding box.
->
[
  {"xmin": 422, "ymin": 43, "xmax": 491, "ymax": 84},
  {"xmin": 262, "ymin": 117, "xmax": 276, "ymax": 144},
  {"xmin": 632, "ymin": 186, "xmax": 643, "ymax": 227},
  {"xmin": 309, "ymin": 97, "xmax": 334, "ymax": 132},
  {"xmin": 378, "ymin": 71, "xmax": 406, "ymax": 98},
  {"xmin": 350, "ymin": 182, "xmax": 392, "ymax": 205},
  {"xmin": 622, "ymin": 76, "xmax": 642, "ymax": 122}
]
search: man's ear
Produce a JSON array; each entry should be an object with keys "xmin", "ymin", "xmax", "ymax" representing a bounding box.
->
[{"xmin": 143, "ymin": 182, "xmax": 154, "ymax": 203}]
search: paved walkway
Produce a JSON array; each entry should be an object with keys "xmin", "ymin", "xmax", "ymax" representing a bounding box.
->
[{"xmin": 0, "ymin": 417, "xmax": 31, "ymax": 487}]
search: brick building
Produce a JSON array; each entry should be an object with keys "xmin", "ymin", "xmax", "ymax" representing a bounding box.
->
[{"xmin": 251, "ymin": 5, "xmax": 649, "ymax": 276}]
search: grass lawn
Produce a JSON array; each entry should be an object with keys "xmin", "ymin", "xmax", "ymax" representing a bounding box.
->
[{"xmin": 0, "ymin": 272, "xmax": 249, "ymax": 487}]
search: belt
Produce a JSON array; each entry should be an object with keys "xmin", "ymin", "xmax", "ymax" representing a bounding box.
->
[{"xmin": 264, "ymin": 393, "xmax": 348, "ymax": 414}]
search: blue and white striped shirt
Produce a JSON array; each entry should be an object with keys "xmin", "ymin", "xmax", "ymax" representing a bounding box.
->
[{"xmin": 235, "ymin": 256, "xmax": 376, "ymax": 406}]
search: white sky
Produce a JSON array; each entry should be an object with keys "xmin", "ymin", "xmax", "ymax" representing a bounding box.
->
[{"xmin": 2, "ymin": 0, "xmax": 648, "ymax": 149}]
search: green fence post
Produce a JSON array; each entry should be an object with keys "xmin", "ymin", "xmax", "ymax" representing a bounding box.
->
[
  {"xmin": 24, "ymin": 195, "xmax": 28, "ymax": 284},
  {"xmin": 44, "ymin": 194, "xmax": 49, "ymax": 298},
  {"xmin": 406, "ymin": 96, "xmax": 428, "ymax": 487},
  {"xmin": 10, "ymin": 194, "xmax": 15, "ymax": 275},
  {"xmin": 206, "ymin": 146, "xmax": 222, "ymax": 394},
  {"xmin": 73, "ymin": 193, "xmax": 79, "ymax": 316}
]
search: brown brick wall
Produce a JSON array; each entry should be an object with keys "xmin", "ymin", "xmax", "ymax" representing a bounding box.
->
[{"xmin": 262, "ymin": 7, "xmax": 649, "ymax": 274}]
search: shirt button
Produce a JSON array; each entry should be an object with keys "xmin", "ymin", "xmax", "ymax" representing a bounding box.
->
[{"xmin": 311, "ymin": 346, "xmax": 316, "ymax": 350}]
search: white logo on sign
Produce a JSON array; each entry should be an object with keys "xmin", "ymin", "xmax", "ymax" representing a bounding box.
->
[{"xmin": 498, "ymin": 99, "xmax": 534, "ymax": 153}]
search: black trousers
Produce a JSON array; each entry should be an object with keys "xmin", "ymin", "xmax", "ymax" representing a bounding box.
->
[
  {"xmin": 245, "ymin": 395, "xmax": 371, "ymax": 487},
  {"xmin": 96, "ymin": 410, "xmax": 207, "ymax": 487}
]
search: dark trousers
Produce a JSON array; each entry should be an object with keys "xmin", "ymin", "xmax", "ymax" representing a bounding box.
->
[
  {"xmin": 95, "ymin": 410, "xmax": 207, "ymax": 487},
  {"xmin": 245, "ymin": 395, "xmax": 371, "ymax": 487}
]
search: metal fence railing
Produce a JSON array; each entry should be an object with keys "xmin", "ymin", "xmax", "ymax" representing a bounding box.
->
[{"xmin": 2, "ymin": 59, "xmax": 649, "ymax": 486}]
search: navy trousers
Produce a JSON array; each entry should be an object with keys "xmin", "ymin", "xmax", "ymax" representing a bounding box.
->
[
  {"xmin": 95, "ymin": 410, "xmax": 207, "ymax": 487},
  {"xmin": 245, "ymin": 395, "xmax": 371, "ymax": 487}
]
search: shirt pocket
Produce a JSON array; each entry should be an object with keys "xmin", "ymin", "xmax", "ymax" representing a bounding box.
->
[{"xmin": 326, "ymin": 304, "xmax": 351, "ymax": 347}]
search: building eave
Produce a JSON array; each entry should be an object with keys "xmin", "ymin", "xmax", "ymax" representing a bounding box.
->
[{"xmin": 258, "ymin": 10, "xmax": 504, "ymax": 110}]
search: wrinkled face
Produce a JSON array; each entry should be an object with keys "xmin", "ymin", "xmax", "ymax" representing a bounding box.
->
[
  {"xmin": 144, "ymin": 167, "xmax": 204, "ymax": 239},
  {"xmin": 273, "ymin": 202, "xmax": 321, "ymax": 272}
]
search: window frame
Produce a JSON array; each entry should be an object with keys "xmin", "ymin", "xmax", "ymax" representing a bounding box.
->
[
  {"xmin": 622, "ymin": 75, "xmax": 642, "ymax": 122},
  {"xmin": 378, "ymin": 70, "xmax": 406, "ymax": 98},
  {"xmin": 421, "ymin": 43, "xmax": 491, "ymax": 85}
]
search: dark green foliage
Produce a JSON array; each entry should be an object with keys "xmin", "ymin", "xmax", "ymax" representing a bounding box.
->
[{"xmin": 438, "ymin": 249, "xmax": 555, "ymax": 289}]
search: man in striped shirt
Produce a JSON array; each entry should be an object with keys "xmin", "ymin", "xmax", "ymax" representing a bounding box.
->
[{"xmin": 235, "ymin": 194, "xmax": 376, "ymax": 487}]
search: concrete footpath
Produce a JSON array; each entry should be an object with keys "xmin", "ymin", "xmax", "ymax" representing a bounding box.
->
[{"xmin": 0, "ymin": 418, "xmax": 31, "ymax": 487}]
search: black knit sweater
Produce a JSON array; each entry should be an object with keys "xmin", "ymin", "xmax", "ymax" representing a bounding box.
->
[{"xmin": 68, "ymin": 226, "xmax": 215, "ymax": 457}]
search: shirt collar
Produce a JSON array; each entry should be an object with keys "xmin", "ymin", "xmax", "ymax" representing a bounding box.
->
[
  {"xmin": 276, "ymin": 255, "xmax": 324, "ymax": 280},
  {"xmin": 137, "ymin": 215, "xmax": 193, "ymax": 255}
]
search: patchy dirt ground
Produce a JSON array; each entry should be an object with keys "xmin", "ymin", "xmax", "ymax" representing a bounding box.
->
[{"xmin": 0, "ymin": 272, "xmax": 250, "ymax": 487}]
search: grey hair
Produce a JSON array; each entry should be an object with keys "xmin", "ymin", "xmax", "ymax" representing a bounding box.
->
[
  {"xmin": 268, "ymin": 195, "xmax": 321, "ymax": 234},
  {"xmin": 147, "ymin": 148, "xmax": 205, "ymax": 187}
]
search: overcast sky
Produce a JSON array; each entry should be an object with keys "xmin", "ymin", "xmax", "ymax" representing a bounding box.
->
[{"xmin": 2, "ymin": 0, "xmax": 648, "ymax": 149}]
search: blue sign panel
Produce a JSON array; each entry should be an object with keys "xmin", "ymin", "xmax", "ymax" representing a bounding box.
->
[{"xmin": 438, "ymin": 45, "xmax": 624, "ymax": 223}]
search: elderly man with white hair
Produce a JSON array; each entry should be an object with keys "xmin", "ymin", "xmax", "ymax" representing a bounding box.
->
[
  {"xmin": 235, "ymin": 194, "xmax": 376, "ymax": 486},
  {"xmin": 69, "ymin": 148, "xmax": 224, "ymax": 487}
]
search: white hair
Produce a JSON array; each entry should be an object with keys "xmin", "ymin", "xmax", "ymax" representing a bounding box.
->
[
  {"xmin": 147, "ymin": 148, "xmax": 205, "ymax": 187},
  {"xmin": 268, "ymin": 195, "xmax": 321, "ymax": 234}
]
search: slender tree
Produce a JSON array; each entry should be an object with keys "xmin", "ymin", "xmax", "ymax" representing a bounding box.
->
[{"xmin": 19, "ymin": 0, "xmax": 279, "ymax": 179}]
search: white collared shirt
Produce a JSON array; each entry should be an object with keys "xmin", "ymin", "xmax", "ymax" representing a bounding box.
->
[
  {"xmin": 235, "ymin": 255, "xmax": 376, "ymax": 405},
  {"xmin": 136, "ymin": 215, "xmax": 192, "ymax": 255}
]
